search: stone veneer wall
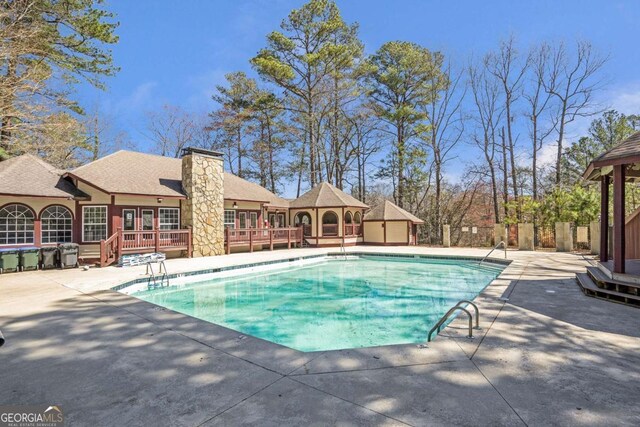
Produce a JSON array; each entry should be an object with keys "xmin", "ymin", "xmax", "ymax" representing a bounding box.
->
[{"xmin": 181, "ymin": 152, "xmax": 225, "ymax": 257}]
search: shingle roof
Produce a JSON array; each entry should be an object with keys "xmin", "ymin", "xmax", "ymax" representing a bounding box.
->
[
  {"xmin": 364, "ymin": 200, "xmax": 424, "ymax": 223},
  {"xmin": 591, "ymin": 131, "xmax": 640, "ymax": 166},
  {"xmin": 70, "ymin": 151, "xmax": 185, "ymax": 197},
  {"xmin": 289, "ymin": 182, "xmax": 368, "ymax": 208},
  {"xmin": 223, "ymin": 172, "xmax": 290, "ymax": 207},
  {"xmin": 68, "ymin": 150, "xmax": 290, "ymax": 205},
  {"xmin": 0, "ymin": 154, "xmax": 87, "ymax": 199}
]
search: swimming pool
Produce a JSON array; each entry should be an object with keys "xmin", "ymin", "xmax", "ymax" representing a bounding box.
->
[{"xmin": 125, "ymin": 255, "xmax": 505, "ymax": 352}]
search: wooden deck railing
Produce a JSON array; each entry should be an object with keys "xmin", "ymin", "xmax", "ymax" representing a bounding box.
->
[
  {"xmin": 100, "ymin": 228, "xmax": 192, "ymax": 267},
  {"xmin": 225, "ymin": 226, "xmax": 303, "ymax": 254},
  {"xmin": 322, "ymin": 224, "xmax": 338, "ymax": 236}
]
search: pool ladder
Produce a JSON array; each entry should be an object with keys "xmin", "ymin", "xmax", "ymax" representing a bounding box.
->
[
  {"xmin": 339, "ymin": 242, "xmax": 347, "ymax": 260},
  {"xmin": 146, "ymin": 261, "xmax": 169, "ymax": 289},
  {"xmin": 427, "ymin": 300, "xmax": 480, "ymax": 342},
  {"xmin": 479, "ymin": 241, "xmax": 507, "ymax": 264}
]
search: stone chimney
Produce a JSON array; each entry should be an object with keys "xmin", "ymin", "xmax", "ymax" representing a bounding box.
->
[{"xmin": 181, "ymin": 147, "xmax": 225, "ymax": 257}]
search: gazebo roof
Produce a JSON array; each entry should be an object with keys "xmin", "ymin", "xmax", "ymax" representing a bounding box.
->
[
  {"xmin": 289, "ymin": 182, "xmax": 368, "ymax": 209},
  {"xmin": 364, "ymin": 200, "xmax": 424, "ymax": 223},
  {"xmin": 584, "ymin": 131, "xmax": 640, "ymax": 181}
]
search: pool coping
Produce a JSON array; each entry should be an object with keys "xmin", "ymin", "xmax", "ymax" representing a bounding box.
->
[
  {"xmin": 90, "ymin": 250, "xmax": 518, "ymax": 375},
  {"xmin": 111, "ymin": 251, "xmax": 510, "ymax": 292}
]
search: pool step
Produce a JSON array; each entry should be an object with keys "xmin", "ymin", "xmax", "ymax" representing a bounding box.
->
[{"xmin": 576, "ymin": 273, "xmax": 640, "ymax": 308}]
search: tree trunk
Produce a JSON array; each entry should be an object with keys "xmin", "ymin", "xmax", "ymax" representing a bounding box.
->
[
  {"xmin": 396, "ymin": 122, "xmax": 405, "ymax": 208},
  {"xmin": 500, "ymin": 127, "xmax": 509, "ymax": 220}
]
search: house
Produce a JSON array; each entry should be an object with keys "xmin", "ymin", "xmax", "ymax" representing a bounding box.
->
[{"xmin": 0, "ymin": 147, "xmax": 421, "ymax": 266}]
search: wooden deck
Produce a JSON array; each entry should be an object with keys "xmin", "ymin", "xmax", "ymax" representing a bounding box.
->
[
  {"xmin": 225, "ymin": 227, "xmax": 304, "ymax": 254},
  {"xmin": 100, "ymin": 229, "xmax": 192, "ymax": 267}
]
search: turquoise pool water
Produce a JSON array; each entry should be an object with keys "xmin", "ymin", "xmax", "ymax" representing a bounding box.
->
[{"xmin": 130, "ymin": 256, "xmax": 504, "ymax": 351}]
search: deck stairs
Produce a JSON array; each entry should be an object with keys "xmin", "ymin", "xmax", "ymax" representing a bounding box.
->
[{"xmin": 576, "ymin": 265, "xmax": 640, "ymax": 308}]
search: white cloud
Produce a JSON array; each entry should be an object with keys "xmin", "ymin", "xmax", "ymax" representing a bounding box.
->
[{"xmin": 116, "ymin": 81, "xmax": 158, "ymax": 111}]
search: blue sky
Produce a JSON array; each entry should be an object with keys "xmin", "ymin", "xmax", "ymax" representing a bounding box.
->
[{"xmin": 78, "ymin": 0, "xmax": 640, "ymax": 189}]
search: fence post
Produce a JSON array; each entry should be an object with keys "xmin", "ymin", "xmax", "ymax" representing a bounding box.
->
[
  {"xmin": 589, "ymin": 221, "xmax": 600, "ymax": 255},
  {"xmin": 442, "ymin": 224, "xmax": 451, "ymax": 247},
  {"xmin": 494, "ymin": 223, "xmax": 506, "ymax": 246},
  {"xmin": 517, "ymin": 223, "xmax": 534, "ymax": 251},
  {"xmin": 555, "ymin": 222, "xmax": 573, "ymax": 252},
  {"xmin": 225, "ymin": 227, "xmax": 231, "ymax": 255},
  {"xmin": 154, "ymin": 228, "xmax": 160, "ymax": 252},
  {"xmin": 249, "ymin": 229, "xmax": 253, "ymax": 253}
]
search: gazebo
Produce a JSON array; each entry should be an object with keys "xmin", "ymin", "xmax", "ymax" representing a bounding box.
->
[
  {"xmin": 580, "ymin": 130, "xmax": 640, "ymax": 306},
  {"xmin": 288, "ymin": 182, "xmax": 368, "ymax": 247}
]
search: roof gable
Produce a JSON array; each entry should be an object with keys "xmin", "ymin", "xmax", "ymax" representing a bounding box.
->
[
  {"xmin": 70, "ymin": 151, "xmax": 185, "ymax": 197},
  {"xmin": 290, "ymin": 182, "xmax": 368, "ymax": 208},
  {"xmin": 0, "ymin": 154, "xmax": 86, "ymax": 199},
  {"xmin": 364, "ymin": 200, "xmax": 424, "ymax": 223}
]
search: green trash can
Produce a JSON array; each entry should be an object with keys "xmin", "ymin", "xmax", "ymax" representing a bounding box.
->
[
  {"xmin": 19, "ymin": 247, "xmax": 40, "ymax": 271},
  {"xmin": 58, "ymin": 243, "xmax": 79, "ymax": 269},
  {"xmin": 0, "ymin": 248, "xmax": 20, "ymax": 273},
  {"xmin": 40, "ymin": 246, "xmax": 59, "ymax": 269}
]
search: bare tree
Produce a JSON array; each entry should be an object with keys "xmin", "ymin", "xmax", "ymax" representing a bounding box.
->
[
  {"xmin": 145, "ymin": 105, "xmax": 203, "ymax": 158},
  {"xmin": 543, "ymin": 41, "xmax": 607, "ymax": 185},
  {"xmin": 485, "ymin": 36, "xmax": 528, "ymax": 216},
  {"xmin": 422, "ymin": 61, "xmax": 466, "ymax": 243},
  {"xmin": 524, "ymin": 44, "xmax": 554, "ymax": 200},
  {"xmin": 469, "ymin": 62, "xmax": 504, "ymax": 223}
]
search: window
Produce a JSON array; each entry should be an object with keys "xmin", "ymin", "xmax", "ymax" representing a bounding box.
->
[
  {"xmin": 0, "ymin": 204, "xmax": 35, "ymax": 245},
  {"xmin": 344, "ymin": 212, "xmax": 353, "ymax": 224},
  {"xmin": 83, "ymin": 206, "xmax": 107, "ymax": 242},
  {"xmin": 277, "ymin": 213, "xmax": 285, "ymax": 228},
  {"xmin": 322, "ymin": 211, "xmax": 338, "ymax": 236},
  {"xmin": 322, "ymin": 211, "xmax": 338, "ymax": 225},
  {"xmin": 159, "ymin": 208, "xmax": 180, "ymax": 230},
  {"xmin": 294, "ymin": 212, "xmax": 311, "ymax": 226},
  {"xmin": 239, "ymin": 212, "xmax": 247, "ymax": 229},
  {"xmin": 142, "ymin": 210, "xmax": 154, "ymax": 231},
  {"xmin": 41, "ymin": 205, "xmax": 72, "ymax": 244},
  {"xmin": 354, "ymin": 211, "xmax": 362, "ymax": 224},
  {"xmin": 250, "ymin": 212, "xmax": 258, "ymax": 228},
  {"xmin": 224, "ymin": 210, "xmax": 236, "ymax": 229}
]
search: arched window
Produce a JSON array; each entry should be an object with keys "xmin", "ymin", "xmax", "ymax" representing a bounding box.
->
[
  {"xmin": 344, "ymin": 212, "xmax": 353, "ymax": 224},
  {"xmin": 41, "ymin": 205, "xmax": 73, "ymax": 244},
  {"xmin": 295, "ymin": 212, "xmax": 312, "ymax": 236},
  {"xmin": 294, "ymin": 212, "xmax": 311, "ymax": 225},
  {"xmin": 354, "ymin": 211, "xmax": 362, "ymax": 224},
  {"xmin": 0, "ymin": 204, "xmax": 35, "ymax": 245},
  {"xmin": 322, "ymin": 211, "xmax": 338, "ymax": 236}
]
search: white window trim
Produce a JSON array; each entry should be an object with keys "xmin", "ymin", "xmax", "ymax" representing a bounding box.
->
[
  {"xmin": 141, "ymin": 209, "xmax": 154, "ymax": 231},
  {"xmin": 40, "ymin": 205, "xmax": 73, "ymax": 244},
  {"xmin": 250, "ymin": 212, "xmax": 258, "ymax": 228},
  {"xmin": 0, "ymin": 204, "xmax": 35, "ymax": 246},
  {"xmin": 224, "ymin": 209, "xmax": 236, "ymax": 229},
  {"xmin": 82, "ymin": 205, "xmax": 108, "ymax": 243},
  {"xmin": 158, "ymin": 207, "xmax": 180, "ymax": 230}
]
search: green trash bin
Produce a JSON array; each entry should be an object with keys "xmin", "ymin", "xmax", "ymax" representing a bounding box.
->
[
  {"xmin": 40, "ymin": 246, "xmax": 59, "ymax": 269},
  {"xmin": 19, "ymin": 247, "xmax": 40, "ymax": 271},
  {"xmin": 0, "ymin": 248, "xmax": 20, "ymax": 273}
]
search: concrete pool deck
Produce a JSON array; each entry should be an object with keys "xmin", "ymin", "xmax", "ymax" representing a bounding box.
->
[{"xmin": 1, "ymin": 246, "xmax": 639, "ymax": 426}]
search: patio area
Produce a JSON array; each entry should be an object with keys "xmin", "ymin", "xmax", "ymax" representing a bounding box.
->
[{"xmin": 1, "ymin": 247, "xmax": 639, "ymax": 426}]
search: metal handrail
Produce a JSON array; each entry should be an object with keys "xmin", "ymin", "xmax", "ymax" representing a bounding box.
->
[
  {"xmin": 453, "ymin": 300, "xmax": 480, "ymax": 329},
  {"xmin": 427, "ymin": 306, "xmax": 474, "ymax": 342},
  {"xmin": 479, "ymin": 240, "xmax": 506, "ymax": 264},
  {"xmin": 146, "ymin": 261, "xmax": 169, "ymax": 289}
]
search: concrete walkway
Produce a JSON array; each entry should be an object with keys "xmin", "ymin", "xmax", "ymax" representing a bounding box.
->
[{"xmin": 0, "ymin": 247, "xmax": 638, "ymax": 426}]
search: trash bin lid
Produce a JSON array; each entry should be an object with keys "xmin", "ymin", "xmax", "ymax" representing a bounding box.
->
[
  {"xmin": 0, "ymin": 247, "xmax": 19, "ymax": 253},
  {"xmin": 41, "ymin": 246, "xmax": 58, "ymax": 251},
  {"xmin": 19, "ymin": 246, "xmax": 40, "ymax": 252}
]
